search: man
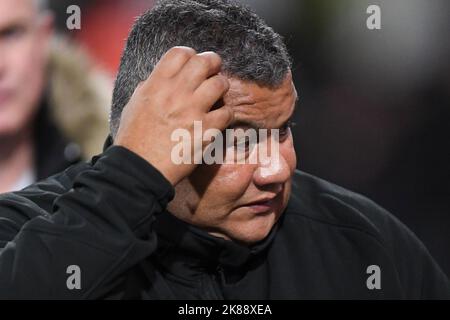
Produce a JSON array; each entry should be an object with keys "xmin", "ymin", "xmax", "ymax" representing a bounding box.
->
[
  {"xmin": 0, "ymin": 0, "xmax": 109, "ymax": 193},
  {"xmin": 0, "ymin": 0, "xmax": 449, "ymax": 299}
]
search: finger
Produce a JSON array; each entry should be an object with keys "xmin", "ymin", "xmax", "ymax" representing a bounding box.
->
[
  {"xmin": 204, "ymin": 106, "xmax": 235, "ymax": 132},
  {"xmin": 176, "ymin": 51, "xmax": 223, "ymax": 91},
  {"xmin": 125, "ymin": 81, "xmax": 145, "ymax": 107},
  {"xmin": 151, "ymin": 46, "xmax": 197, "ymax": 79},
  {"xmin": 193, "ymin": 74, "xmax": 230, "ymax": 112},
  {"xmin": 133, "ymin": 81, "xmax": 145, "ymax": 94}
]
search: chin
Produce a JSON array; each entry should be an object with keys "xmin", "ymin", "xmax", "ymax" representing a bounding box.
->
[
  {"xmin": 225, "ymin": 212, "xmax": 278, "ymax": 244},
  {"xmin": 0, "ymin": 115, "xmax": 26, "ymax": 136}
]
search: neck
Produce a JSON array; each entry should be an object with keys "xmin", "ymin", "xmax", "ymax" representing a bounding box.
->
[{"xmin": 0, "ymin": 127, "xmax": 35, "ymax": 193}]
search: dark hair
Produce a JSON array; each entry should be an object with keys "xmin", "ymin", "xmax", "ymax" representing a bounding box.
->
[{"xmin": 110, "ymin": 0, "xmax": 292, "ymax": 137}]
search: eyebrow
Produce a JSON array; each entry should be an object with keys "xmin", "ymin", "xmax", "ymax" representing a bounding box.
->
[
  {"xmin": 228, "ymin": 113, "xmax": 296, "ymax": 131},
  {"xmin": 0, "ymin": 17, "xmax": 31, "ymax": 30},
  {"xmin": 228, "ymin": 119, "xmax": 265, "ymax": 130}
]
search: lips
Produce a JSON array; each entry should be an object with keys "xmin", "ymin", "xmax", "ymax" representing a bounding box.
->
[{"xmin": 243, "ymin": 194, "xmax": 280, "ymax": 214}]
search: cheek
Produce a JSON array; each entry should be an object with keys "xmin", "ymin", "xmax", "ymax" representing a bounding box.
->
[
  {"xmin": 282, "ymin": 135, "xmax": 297, "ymax": 172},
  {"xmin": 6, "ymin": 36, "xmax": 46, "ymax": 119},
  {"xmin": 0, "ymin": 55, "xmax": 45, "ymax": 134},
  {"xmin": 10, "ymin": 33, "xmax": 46, "ymax": 81},
  {"xmin": 18, "ymin": 42, "xmax": 47, "ymax": 101},
  {"xmin": 278, "ymin": 138, "xmax": 296, "ymax": 212},
  {"xmin": 195, "ymin": 164, "xmax": 255, "ymax": 207},
  {"xmin": 217, "ymin": 164, "xmax": 254, "ymax": 192}
]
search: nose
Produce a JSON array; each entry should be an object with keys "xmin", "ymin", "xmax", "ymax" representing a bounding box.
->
[
  {"xmin": 253, "ymin": 150, "xmax": 291, "ymax": 188},
  {"xmin": 0, "ymin": 47, "xmax": 7, "ymax": 79}
]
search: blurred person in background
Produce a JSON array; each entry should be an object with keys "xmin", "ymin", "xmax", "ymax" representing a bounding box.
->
[{"xmin": 0, "ymin": 0, "xmax": 110, "ymax": 193}]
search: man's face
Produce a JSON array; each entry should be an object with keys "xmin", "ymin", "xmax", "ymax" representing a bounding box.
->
[
  {"xmin": 168, "ymin": 73, "xmax": 298, "ymax": 244},
  {"xmin": 0, "ymin": 0, "xmax": 52, "ymax": 136}
]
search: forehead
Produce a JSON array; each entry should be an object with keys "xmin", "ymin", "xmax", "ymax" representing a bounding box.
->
[
  {"xmin": 0, "ymin": 0, "xmax": 36, "ymax": 26},
  {"xmin": 223, "ymin": 73, "xmax": 298, "ymax": 129}
]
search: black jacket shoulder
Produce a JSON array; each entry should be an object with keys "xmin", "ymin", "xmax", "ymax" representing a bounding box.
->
[
  {"xmin": 281, "ymin": 170, "xmax": 450, "ymax": 298},
  {"xmin": 287, "ymin": 170, "xmax": 408, "ymax": 241}
]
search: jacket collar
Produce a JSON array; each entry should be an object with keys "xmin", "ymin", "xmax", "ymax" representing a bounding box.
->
[
  {"xmin": 103, "ymin": 135, "xmax": 114, "ymax": 151},
  {"xmin": 152, "ymin": 210, "xmax": 278, "ymax": 282}
]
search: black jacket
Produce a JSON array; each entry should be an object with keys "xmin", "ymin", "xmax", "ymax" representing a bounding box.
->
[{"xmin": 0, "ymin": 144, "xmax": 449, "ymax": 299}]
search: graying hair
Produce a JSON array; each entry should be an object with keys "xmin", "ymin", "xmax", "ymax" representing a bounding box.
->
[{"xmin": 110, "ymin": 0, "xmax": 292, "ymax": 137}]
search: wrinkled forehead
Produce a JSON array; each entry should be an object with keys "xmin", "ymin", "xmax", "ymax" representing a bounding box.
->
[{"xmin": 223, "ymin": 73, "xmax": 298, "ymax": 129}]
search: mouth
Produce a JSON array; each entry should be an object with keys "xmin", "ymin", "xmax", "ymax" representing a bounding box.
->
[{"xmin": 242, "ymin": 193, "xmax": 281, "ymax": 214}]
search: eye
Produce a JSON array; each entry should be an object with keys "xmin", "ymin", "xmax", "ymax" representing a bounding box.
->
[
  {"xmin": 0, "ymin": 25, "xmax": 26, "ymax": 41},
  {"xmin": 279, "ymin": 120, "xmax": 296, "ymax": 138},
  {"xmin": 235, "ymin": 136, "xmax": 251, "ymax": 151}
]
